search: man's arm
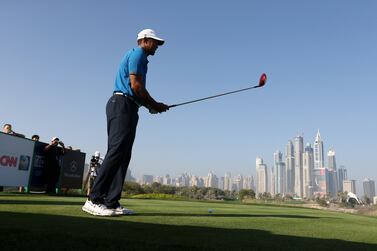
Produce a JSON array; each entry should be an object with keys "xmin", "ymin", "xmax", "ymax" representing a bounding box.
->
[{"xmin": 130, "ymin": 74, "xmax": 169, "ymax": 113}]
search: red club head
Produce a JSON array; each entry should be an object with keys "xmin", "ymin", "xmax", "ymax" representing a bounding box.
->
[{"xmin": 259, "ymin": 73, "xmax": 267, "ymax": 87}]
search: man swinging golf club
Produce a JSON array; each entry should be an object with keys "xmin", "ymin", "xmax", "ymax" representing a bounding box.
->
[{"xmin": 82, "ymin": 29, "xmax": 169, "ymax": 216}]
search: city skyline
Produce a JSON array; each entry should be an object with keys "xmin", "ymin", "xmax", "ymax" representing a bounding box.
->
[{"xmin": 133, "ymin": 129, "xmax": 375, "ymax": 198}]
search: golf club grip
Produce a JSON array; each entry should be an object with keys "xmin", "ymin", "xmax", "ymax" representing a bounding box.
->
[{"xmin": 169, "ymin": 85, "xmax": 259, "ymax": 108}]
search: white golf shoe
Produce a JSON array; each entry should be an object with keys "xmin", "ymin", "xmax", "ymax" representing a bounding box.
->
[{"xmin": 82, "ymin": 199, "xmax": 116, "ymax": 217}]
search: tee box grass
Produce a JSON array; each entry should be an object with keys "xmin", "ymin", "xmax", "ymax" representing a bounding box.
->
[{"xmin": 1, "ymin": 193, "xmax": 376, "ymax": 250}]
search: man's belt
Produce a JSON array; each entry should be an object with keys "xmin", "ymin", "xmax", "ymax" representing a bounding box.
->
[{"xmin": 113, "ymin": 92, "xmax": 142, "ymax": 107}]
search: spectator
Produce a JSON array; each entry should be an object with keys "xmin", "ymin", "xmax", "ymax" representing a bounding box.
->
[
  {"xmin": 3, "ymin": 124, "xmax": 26, "ymax": 192},
  {"xmin": 31, "ymin": 135, "xmax": 40, "ymax": 141},
  {"xmin": 44, "ymin": 137, "xmax": 65, "ymax": 194},
  {"xmin": 2, "ymin": 123, "xmax": 25, "ymax": 138},
  {"xmin": 2, "ymin": 123, "xmax": 12, "ymax": 134}
]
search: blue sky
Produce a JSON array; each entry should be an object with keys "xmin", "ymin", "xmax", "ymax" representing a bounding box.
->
[{"xmin": 1, "ymin": 1, "xmax": 376, "ymax": 190}]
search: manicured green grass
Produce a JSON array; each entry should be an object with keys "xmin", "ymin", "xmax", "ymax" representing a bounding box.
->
[{"xmin": 1, "ymin": 193, "xmax": 376, "ymax": 250}]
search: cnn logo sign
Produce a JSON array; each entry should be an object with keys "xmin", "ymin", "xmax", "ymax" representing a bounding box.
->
[{"xmin": 0, "ymin": 155, "xmax": 18, "ymax": 168}]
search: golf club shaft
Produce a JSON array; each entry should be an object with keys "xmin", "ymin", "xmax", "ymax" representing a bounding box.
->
[{"xmin": 169, "ymin": 85, "xmax": 260, "ymax": 108}]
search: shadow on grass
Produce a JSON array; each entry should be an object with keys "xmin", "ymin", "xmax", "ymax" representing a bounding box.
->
[
  {"xmin": 135, "ymin": 212, "xmax": 325, "ymax": 219},
  {"xmin": 0, "ymin": 212, "xmax": 376, "ymax": 251},
  {"xmin": 0, "ymin": 198, "xmax": 84, "ymax": 206}
]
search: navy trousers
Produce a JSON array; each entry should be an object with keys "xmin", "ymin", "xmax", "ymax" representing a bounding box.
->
[{"xmin": 90, "ymin": 95, "xmax": 139, "ymax": 208}]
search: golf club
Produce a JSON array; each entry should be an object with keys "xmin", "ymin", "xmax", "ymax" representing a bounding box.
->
[{"xmin": 168, "ymin": 73, "xmax": 267, "ymax": 108}]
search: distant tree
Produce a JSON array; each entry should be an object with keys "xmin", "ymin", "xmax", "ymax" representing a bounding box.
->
[
  {"xmin": 142, "ymin": 184, "xmax": 153, "ymax": 194},
  {"xmin": 151, "ymin": 182, "xmax": 162, "ymax": 193},
  {"xmin": 123, "ymin": 181, "xmax": 144, "ymax": 195},
  {"xmin": 160, "ymin": 185, "xmax": 176, "ymax": 195},
  {"xmin": 363, "ymin": 195, "xmax": 371, "ymax": 205},
  {"xmin": 176, "ymin": 186, "xmax": 191, "ymax": 198},
  {"xmin": 223, "ymin": 190, "xmax": 237, "ymax": 200},
  {"xmin": 259, "ymin": 192, "xmax": 272, "ymax": 201},
  {"xmin": 284, "ymin": 194, "xmax": 293, "ymax": 200},
  {"xmin": 274, "ymin": 193, "xmax": 283, "ymax": 202},
  {"xmin": 316, "ymin": 197, "xmax": 328, "ymax": 207},
  {"xmin": 336, "ymin": 191, "xmax": 348, "ymax": 207},
  {"xmin": 239, "ymin": 189, "xmax": 256, "ymax": 201}
]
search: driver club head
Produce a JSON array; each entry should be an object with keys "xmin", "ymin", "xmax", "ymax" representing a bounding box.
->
[{"xmin": 259, "ymin": 73, "xmax": 267, "ymax": 87}]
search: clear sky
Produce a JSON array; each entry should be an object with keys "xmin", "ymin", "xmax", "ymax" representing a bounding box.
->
[{"xmin": 1, "ymin": 1, "xmax": 376, "ymax": 191}]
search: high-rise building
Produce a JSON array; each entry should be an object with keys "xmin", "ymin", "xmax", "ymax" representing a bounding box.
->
[
  {"xmin": 313, "ymin": 168, "xmax": 327, "ymax": 197},
  {"xmin": 303, "ymin": 143, "xmax": 314, "ymax": 198},
  {"xmin": 343, "ymin": 180, "xmax": 356, "ymax": 194},
  {"xmin": 294, "ymin": 135, "xmax": 304, "ymax": 197},
  {"xmin": 153, "ymin": 176, "xmax": 163, "ymax": 184},
  {"xmin": 234, "ymin": 174, "xmax": 243, "ymax": 192},
  {"xmin": 163, "ymin": 174, "xmax": 171, "ymax": 185},
  {"xmin": 141, "ymin": 174, "xmax": 154, "ymax": 185},
  {"xmin": 363, "ymin": 178, "xmax": 376, "ymax": 200},
  {"xmin": 270, "ymin": 166, "xmax": 275, "ymax": 195},
  {"xmin": 190, "ymin": 176, "xmax": 204, "ymax": 187},
  {"xmin": 273, "ymin": 150, "xmax": 285, "ymax": 195},
  {"xmin": 224, "ymin": 172, "xmax": 232, "ymax": 191},
  {"xmin": 218, "ymin": 176, "xmax": 225, "ymax": 190},
  {"xmin": 314, "ymin": 130, "xmax": 324, "ymax": 169},
  {"xmin": 285, "ymin": 140, "xmax": 295, "ymax": 194},
  {"xmin": 313, "ymin": 130, "xmax": 326, "ymax": 197},
  {"xmin": 327, "ymin": 149, "xmax": 338, "ymax": 197},
  {"xmin": 204, "ymin": 171, "xmax": 218, "ymax": 188},
  {"xmin": 175, "ymin": 173, "xmax": 190, "ymax": 187},
  {"xmin": 338, "ymin": 166, "xmax": 347, "ymax": 192},
  {"xmin": 243, "ymin": 176, "xmax": 254, "ymax": 191},
  {"xmin": 125, "ymin": 169, "xmax": 136, "ymax": 182},
  {"xmin": 256, "ymin": 157, "xmax": 268, "ymax": 194}
]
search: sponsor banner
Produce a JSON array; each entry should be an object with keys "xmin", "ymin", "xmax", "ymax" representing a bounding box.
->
[
  {"xmin": 0, "ymin": 133, "xmax": 35, "ymax": 186},
  {"xmin": 29, "ymin": 141, "xmax": 49, "ymax": 188},
  {"xmin": 60, "ymin": 150, "xmax": 86, "ymax": 189}
]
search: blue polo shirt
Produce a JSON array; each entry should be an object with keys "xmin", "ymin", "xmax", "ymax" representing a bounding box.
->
[{"xmin": 114, "ymin": 47, "xmax": 148, "ymax": 97}]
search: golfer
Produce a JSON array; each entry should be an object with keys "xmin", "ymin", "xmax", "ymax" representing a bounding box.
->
[{"xmin": 83, "ymin": 29, "xmax": 169, "ymax": 216}]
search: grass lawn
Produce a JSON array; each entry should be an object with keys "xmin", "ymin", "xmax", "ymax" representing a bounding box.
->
[{"xmin": 1, "ymin": 193, "xmax": 377, "ymax": 250}]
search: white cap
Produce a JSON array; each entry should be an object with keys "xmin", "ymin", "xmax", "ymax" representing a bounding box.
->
[
  {"xmin": 94, "ymin": 151, "xmax": 100, "ymax": 157},
  {"xmin": 51, "ymin": 137, "xmax": 59, "ymax": 142},
  {"xmin": 137, "ymin": 29, "xmax": 165, "ymax": 45}
]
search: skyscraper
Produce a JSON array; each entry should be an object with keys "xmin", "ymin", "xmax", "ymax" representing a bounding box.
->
[
  {"xmin": 270, "ymin": 166, "xmax": 275, "ymax": 196},
  {"xmin": 303, "ymin": 143, "xmax": 314, "ymax": 198},
  {"xmin": 363, "ymin": 178, "xmax": 376, "ymax": 200},
  {"xmin": 313, "ymin": 167, "xmax": 327, "ymax": 196},
  {"xmin": 343, "ymin": 180, "xmax": 356, "ymax": 194},
  {"xmin": 218, "ymin": 176, "xmax": 225, "ymax": 190},
  {"xmin": 190, "ymin": 176, "xmax": 204, "ymax": 187},
  {"xmin": 243, "ymin": 176, "xmax": 254, "ymax": 190},
  {"xmin": 163, "ymin": 174, "xmax": 171, "ymax": 185},
  {"xmin": 285, "ymin": 140, "xmax": 295, "ymax": 194},
  {"xmin": 313, "ymin": 130, "xmax": 326, "ymax": 196},
  {"xmin": 327, "ymin": 149, "xmax": 338, "ymax": 197},
  {"xmin": 205, "ymin": 171, "xmax": 218, "ymax": 188},
  {"xmin": 224, "ymin": 172, "xmax": 232, "ymax": 191},
  {"xmin": 338, "ymin": 166, "xmax": 347, "ymax": 192},
  {"xmin": 314, "ymin": 130, "xmax": 324, "ymax": 169},
  {"xmin": 273, "ymin": 150, "xmax": 285, "ymax": 195},
  {"xmin": 294, "ymin": 135, "xmax": 304, "ymax": 197},
  {"xmin": 256, "ymin": 157, "xmax": 268, "ymax": 194},
  {"xmin": 141, "ymin": 174, "xmax": 154, "ymax": 185},
  {"xmin": 234, "ymin": 174, "xmax": 243, "ymax": 192}
]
